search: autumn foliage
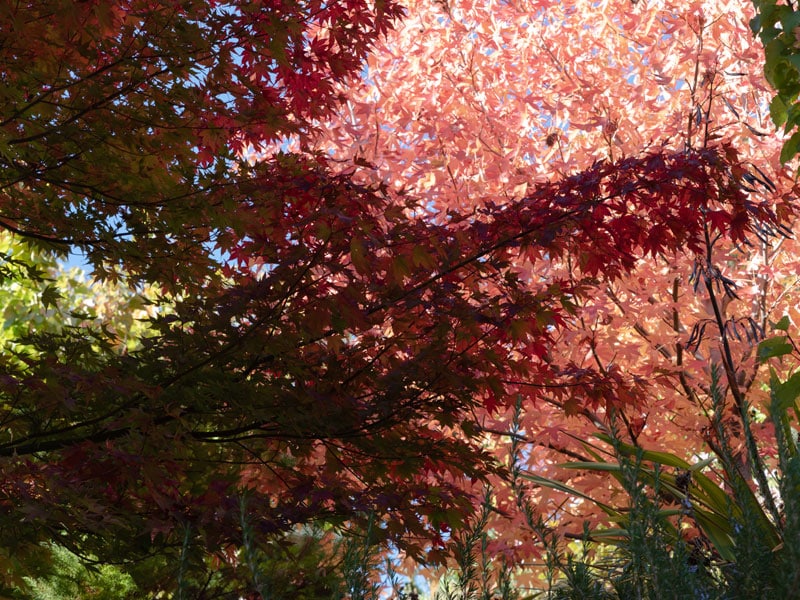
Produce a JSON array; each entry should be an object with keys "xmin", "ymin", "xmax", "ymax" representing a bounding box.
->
[{"xmin": 0, "ymin": 0, "xmax": 798, "ymax": 596}]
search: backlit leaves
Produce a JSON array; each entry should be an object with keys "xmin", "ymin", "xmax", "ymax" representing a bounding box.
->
[{"xmin": 0, "ymin": 0, "xmax": 798, "ymax": 594}]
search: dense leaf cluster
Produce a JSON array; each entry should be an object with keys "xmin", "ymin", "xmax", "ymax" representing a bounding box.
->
[{"xmin": 0, "ymin": 0, "xmax": 792, "ymax": 596}]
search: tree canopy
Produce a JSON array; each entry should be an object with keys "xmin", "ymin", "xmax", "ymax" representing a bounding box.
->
[{"xmin": 0, "ymin": 0, "xmax": 798, "ymax": 597}]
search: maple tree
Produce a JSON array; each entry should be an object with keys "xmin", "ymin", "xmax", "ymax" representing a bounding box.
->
[
  {"xmin": 308, "ymin": 0, "xmax": 800, "ymax": 589},
  {"xmin": 0, "ymin": 0, "xmax": 797, "ymax": 596}
]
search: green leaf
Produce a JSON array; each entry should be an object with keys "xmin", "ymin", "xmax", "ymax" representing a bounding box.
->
[
  {"xmin": 692, "ymin": 508, "xmax": 736, "ymax": 561},
  {"xmin": 772, "ymin": 370, "xmax": 800, "ymax": 411},
  {"xmin": 751, "ymin": 14, "xmax": 763, "ymax": 36},
  {"xmin": 765, "ymin": 38, "xmax": 789, "ymax": 87},
  {"xmin": 562, "ymin": 461, "xmax": 624, "ymax": 472},
  {"xmin": 592, "ymin": 434, "xmax": 750, "ymax": 522},
  {"xmin": 594, "ymin": 433, "xmax": 691, "ymax": 469},
  {"xmin": 773, "ymin": 315, "xmax": 791, "ymax": 331},
  {"xmin": 788, "ymin": 52, "xmax": 800, "ymax": 73},
  {"xmin": 40, "ymin": 284, "xmax": 63, "ymax": 310},
  {"xmin": 521, "ymin": 472, "xmax": 621, "ymax": 517},
  {"xmin": 758, "ymin": 335, "xmax": 793, "ymax": 362},
  {"xmin": 689, "ymin": 456, "xmax": 716, "ymax": 471},
  {"xmin": 558, "ymin": 440, "xmax": 767, "ymax": 561},
  {"xmin": 770, "ymin": 94, "xmax": 789, "ymax": 128},
  {"xmin": 784, "ymin": 100, "xmax": 800, "ymax": 132},
  {"xmin": 779, "ymin": 7, "xmax": 800, "ymax": 33},
  {"xmin": 780, "ymin": 130, "xmax": 800, "ymax": 163}
]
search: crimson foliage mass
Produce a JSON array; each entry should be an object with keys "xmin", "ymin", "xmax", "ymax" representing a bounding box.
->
[{"xmin": 0, "ymin": 0, "xmax": 780, "ymax": 591}]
